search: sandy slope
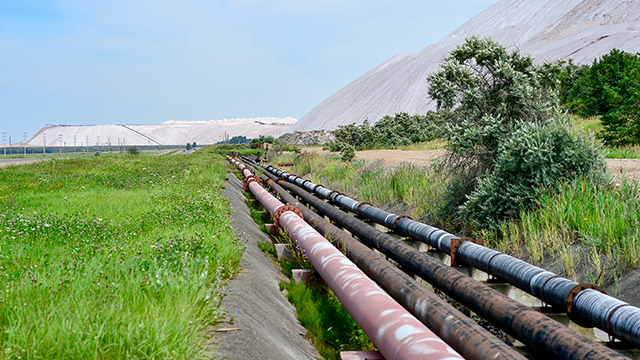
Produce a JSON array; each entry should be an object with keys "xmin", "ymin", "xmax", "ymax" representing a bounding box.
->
[{"xmin": 291, "ymin": 0, "xmax": 640, "ymax": 132}]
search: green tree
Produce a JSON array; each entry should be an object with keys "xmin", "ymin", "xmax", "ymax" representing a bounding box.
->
[
  {"xmin": 599, "ymin": 66, "xmax": 640, "ymax": 145},
  {"xmin": 186, "ymin": 143, "xmax": 192, "ymax": 150},
  {"xmin": 249, "ymin": 135, "xmax": 276, "ymax": 149},
  {"xmin": 428, "ymin": 37, "xmax": 561, "ymax": 171},
  {"xmin": 568, "ymin": 49, "xmax": 640, "ymax": 118},
  {"xmin": 427, "ymin": 37, "xmax": 604, "ymax": 227}
]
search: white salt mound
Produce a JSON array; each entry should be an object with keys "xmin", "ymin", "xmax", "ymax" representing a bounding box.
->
[
  {"xmin": 27, "ymin": 117, "xmax": 296, "ymax": 147},
  {"xmin": 289, "ymin": 0, "xmax": 640, "ymax": 132}
]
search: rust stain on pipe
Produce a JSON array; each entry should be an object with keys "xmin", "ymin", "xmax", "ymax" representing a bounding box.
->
[
  {"xmin": 260, "ymin": 172, "xmax": 525, "ymax": 360},
  {"xmin": 227, "ymin": 156, "xmax": 463, "ymax": 360},
  {"xmin": 265, "ymin": 169, "xmax": 628, "ymax": 360}
]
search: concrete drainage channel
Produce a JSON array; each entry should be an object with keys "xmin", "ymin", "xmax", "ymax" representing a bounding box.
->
[{"xmin": 232, "ymin": 156, "xmax": 640, "ymax": 359}]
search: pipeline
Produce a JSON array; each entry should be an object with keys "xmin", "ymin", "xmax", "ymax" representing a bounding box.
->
[
  {"xmin": 254, "ymin": 167, "xmax": 524, "ymax": 360},
  {"xmin": 249, "ymin": 159, "xmax": 628, "ymax": 360},
  {"xmin": 226, "ymin": 156, "xmax": 463, "ymax": 360},
  {"xmin": 249, "ymin": 157, "xmax": 640, "ymax": 349}
]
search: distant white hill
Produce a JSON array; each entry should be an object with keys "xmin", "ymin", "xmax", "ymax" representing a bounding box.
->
[
  {"xmin": 27, "ymin": 117, "xmax": 296, "ymax": 147},
  {"xmin": 289, "ymin": 0, "xmax": 640, "ymax": 132}
]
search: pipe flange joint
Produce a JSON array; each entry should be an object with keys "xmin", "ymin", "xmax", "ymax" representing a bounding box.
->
[
  {"xmin": 606, "ymin": 303, "xmax": 630, "ymax": 342},
  {"xmin": 393, "ymin": 215, "xmax": 413, "ymax": 230},
  {"xmin": 449, "ymin": 238, "xmax": 483, "ymax": 267},
  {"xmin": 355, "ymin": 202, "xmax": 372, "ymax": 216},
  {"xmin": 272, "ymin": 205, "xmax": 304, "ymax": 231},
  {"xmin": 564, "ymin": 283, "xmax": 607, "ymax": 321},
  {"xmin": 243, "ymin": 176, "xmax": 261, "ymax": 192}
]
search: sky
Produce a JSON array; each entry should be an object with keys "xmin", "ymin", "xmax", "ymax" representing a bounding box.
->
[{"xmin": 0, "ymin": 0, "xmax": 498, "ymax": 143}]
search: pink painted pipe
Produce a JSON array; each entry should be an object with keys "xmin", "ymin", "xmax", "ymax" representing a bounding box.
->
[{"xmin": 228, "ymin": 157, "xmax": 462, "ymax": 360}]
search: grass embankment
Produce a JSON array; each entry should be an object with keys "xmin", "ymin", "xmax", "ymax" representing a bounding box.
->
[
  {"xmin": 0, "ymin": 153, "xmax": 242, "ymax": 359},
  {"xmin": 273, "ymin": 151, "xmax": 640, "ymax": 289},
  {"xmin": 241, "ymin": 180, "xmax": 374, "ymax": 359}
]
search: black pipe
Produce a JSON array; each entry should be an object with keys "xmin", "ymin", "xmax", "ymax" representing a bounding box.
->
[
  {"xmin": 255, "ymin": 168, "xmax": 524, "ymax": 360},
  {"xmin": 249, "ymin": 157, "xmax": 640, "ymax": 349},
  {"xmin": 263, "ymin": 170, "xmax": 627, "ymax": 360}
]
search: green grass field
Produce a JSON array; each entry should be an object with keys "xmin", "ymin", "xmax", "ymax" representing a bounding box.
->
[{"xmin": 0, "ymin": 153, "xmax": 242, "ymax": 359}]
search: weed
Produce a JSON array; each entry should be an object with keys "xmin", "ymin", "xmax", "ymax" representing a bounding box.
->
[
  {"xmin": 0, "ymin": 153, "xmax": 243, "ymax": 359},
  {"xmin": 283, "ymin": 281, "xmax": 375, "ymax": 360}
]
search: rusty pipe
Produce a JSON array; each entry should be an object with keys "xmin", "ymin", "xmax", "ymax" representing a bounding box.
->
[
  {"xmin": 257, "ymin": 169, "xmax": 525, "ymax": 360},
  {"xmin": 250, "ymin": 157, "xmax": 640, "ymax": 349},
  {"xmin": 227, "ymin": 156, "xmax": 463, "ymax": 360},
  {"xmin": 264, "ymin": 171, "xmax": 628, "ymax": 360}
]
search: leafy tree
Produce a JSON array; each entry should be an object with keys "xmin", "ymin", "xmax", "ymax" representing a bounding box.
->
[
  {"xmin": 186, "ymin": 143, "xmax": 192, "ymax": 150},
  {"xmin": 567, "ymin": 49, "xmax": 640, "ymax": 118},
  {"xmin": 192, "ymin": 142, "xmax": 197, "ymax": 148},
  {"xmin": 557, "ymin": 59, "xmax": 588, "ymax": 108},
  {"xmin": 329, "ymin": 112, "xmax": 446, "ymax": 151},
  {"xmin": 599, "ymin": 65, "xmax": 640, "ymax": 145},
  {"xmin": 427, "ymin": 37, "xmax": 605, "ymax": 227},
  {"xmin": 249, "ymin": 135, "xmax": 276, "ymax": 149},
  {"xmin": 428, "ymin": 36, "xmax": 561, "ymax": 172}
]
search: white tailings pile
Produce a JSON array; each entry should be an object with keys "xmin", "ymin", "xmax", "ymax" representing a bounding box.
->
[
  {"xmin": 290, "ymin": 0, "xmax": 640, "ymax": 132},
  {"xmin": 27, "ymin": 117, "xmax": 297, "ymax": 147}
]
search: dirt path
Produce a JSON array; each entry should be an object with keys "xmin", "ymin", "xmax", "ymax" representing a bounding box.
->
[
  {"xmin": 210, "ymin": 173, "xmax": 318, "ymax": 360},
  {"xmin": 303, "ymin": 147, "xmax": 640, "ymax": 181}
]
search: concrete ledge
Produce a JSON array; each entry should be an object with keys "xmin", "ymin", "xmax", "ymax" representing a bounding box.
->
[
  {"xmin": 275, "ymin": 243, "xmax": 294, "ymax": 261},
  {"xmin": 292, "ymin": 269, "xmax": 314, "ymax": 286},
  {"xmin": 341, "ymin": 351, "xmax": 384, "ymax": 360}
]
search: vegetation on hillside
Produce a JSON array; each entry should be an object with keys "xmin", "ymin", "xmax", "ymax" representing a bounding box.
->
[
  {"xmin": 269, "ymin": 38, "xmax": 640, "ymax": 283},
  {"xmin": 0, "ymin": 154, "xmax": 243, "ymax": 359}
]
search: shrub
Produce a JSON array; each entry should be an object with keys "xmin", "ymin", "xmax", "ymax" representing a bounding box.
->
[
  {"xmin": 427, "ymin": 37, "xmax": 606, "ymax": 228},
  {"xmin": 249, "ymin": 135, "xmax": 276, "ymax": 149},
  {"xmin": 329, "ymin": 112, "xmax": 447, "ymax": 151},
  {"xmin": 126, "ymin": 147, "xmax": 139, "ymax": 155},
  {"xmin": 339, "ymin": 143, "xmax": 355, "ymax": 162},
  {"xmin": 461, "ymin": 120, "xmax": 605, "ymax": 228}
]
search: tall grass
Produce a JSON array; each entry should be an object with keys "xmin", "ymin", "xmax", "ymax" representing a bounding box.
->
[
  {"xmin": 602, "ymin": 146, "xmax": 640, "ymax": 159},
  {"xmin": 283, "ymin": 282, "xmax": 375, "ymax": 360},
  {"xmin": 287, "ymin": 152, "xmax": 447, "ymax": 219},
  {"xmin": 483, "ymin": 177, "xmax": 640, "ymax": 280},
  {"xmin": 0, "ymin": 154, "xmax": 243, "ymax": 359},
  {"xmin": 281, "ymin": 152, "xmax": 640, "ymax": 284}
]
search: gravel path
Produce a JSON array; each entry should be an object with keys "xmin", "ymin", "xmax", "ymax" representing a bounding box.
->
[{"xmin": 209, "ymin": 173, "xmax": 318, "ymax": 360}]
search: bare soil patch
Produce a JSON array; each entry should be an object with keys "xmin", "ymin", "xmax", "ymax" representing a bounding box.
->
[{"xmin": 303, "ymin": 147, "xmax": 640, "ymax": 181}]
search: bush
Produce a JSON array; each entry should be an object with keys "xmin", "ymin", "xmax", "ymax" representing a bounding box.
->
[
  {"xmin": 126, "ymin": 147, "xmax": 139, "ymax": 155},
  {"xmin": 339, "ymin": 143, "xmax": 355, "ymax": 162},
  {"xmin": 427, "ymin": 37, "xmax": 606, "ymax": 228},
  {"xmin": 249, "ymin": 135, "xmax": 276, "ymax": 149},
  {"xmin": 329, "ymin": 112, "xmax": 447, "ymax": 151},
  {"xmin": 461, "ymin": 120, "xmax": 605, "ymax": 228}
]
